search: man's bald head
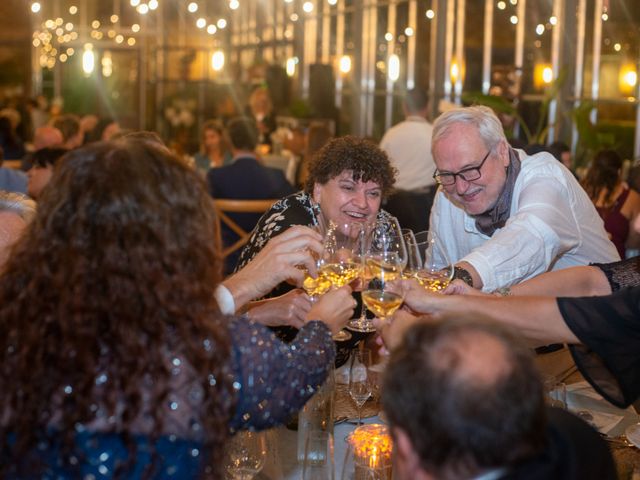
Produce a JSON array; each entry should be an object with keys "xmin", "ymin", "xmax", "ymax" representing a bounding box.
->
[{"xmin": 383, "ymin": 320, "xmax": 546, "ymax": 480}]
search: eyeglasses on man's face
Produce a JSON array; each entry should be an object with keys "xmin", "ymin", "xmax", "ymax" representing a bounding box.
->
[{"xmin": 433, "ymin": 148, "xmax": 493, "ymax": 187}]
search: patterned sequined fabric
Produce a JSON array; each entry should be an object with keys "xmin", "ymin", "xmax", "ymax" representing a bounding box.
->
[{"xmin": 5, "ymin": 317, "xmax": 335, "ymax": 478}]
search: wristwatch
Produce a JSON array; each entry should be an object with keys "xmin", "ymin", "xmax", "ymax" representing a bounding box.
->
[{"xmin": 453, "ymin": 266, "xmax": 473, "ymax": 287}]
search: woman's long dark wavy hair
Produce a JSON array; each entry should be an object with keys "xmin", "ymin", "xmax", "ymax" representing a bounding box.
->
[
  {"xmin": 0, "ymin": 140, "xmax": 232, "ymax": 477},
  {"xmin": 581, "ymin": 149, "xmax": 624, "ymax": 207}
]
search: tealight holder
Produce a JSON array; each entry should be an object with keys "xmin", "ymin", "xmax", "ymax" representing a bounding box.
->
[{"xmin": 341, "ymin": 424, "xmax": 393, "ymax": 480}]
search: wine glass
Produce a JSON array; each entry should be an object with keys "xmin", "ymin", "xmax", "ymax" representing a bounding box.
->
[
  {"xmin": 321, "ymin": 222, "xmax": 365, "ymax": 342},
  {"xmin": 367, "ymin": 216, "xmax": 407, "ymax": 270},
  {"xmin": 348, "ymin": 348, "xmax": 373, "ymax": 426},
  {"xmin": 412, "ymin": 231, "xmax": 454, "ymax": 292},
  {"xmin": 348, "ymin": 218, "xmax": 405, "ymax": 332},
  {"xmin": 225, "ymin": 431, "xmax": 267, "ymax": 480},
  {"xmin": 402, "ymin": 228, "xmax": 421, "ymax": 278},
  {"xmin": 302, "ymin": 431, "xmax": 335, "ymax": 480}
]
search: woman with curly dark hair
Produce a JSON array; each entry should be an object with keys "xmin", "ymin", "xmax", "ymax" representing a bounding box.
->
[
  {"xmin": 235, "ymin": 135, "xmax": 397, "ymax": 339},
  {"xmin": 581, "ymin": 149, "xmax": 640, "ymax": 258},
  {"xmin": 0, "ymin": 139, "xmax": 355, "ymax": 478}
]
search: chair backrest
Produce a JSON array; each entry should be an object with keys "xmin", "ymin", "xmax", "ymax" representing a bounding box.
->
[{"xmin": 213, "ymin": 198, "xmax": 277, "ymax": 261}]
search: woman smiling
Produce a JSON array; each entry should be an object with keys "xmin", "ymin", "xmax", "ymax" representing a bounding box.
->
[{"xmin": 235, "ymin": 135, "xmax": 397, "ymax": 339}]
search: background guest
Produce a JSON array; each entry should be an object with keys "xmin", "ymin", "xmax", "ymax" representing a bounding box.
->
[
  {"xmin": 295, "ymin": 122, "xmax": 333, "ymax": 188},
  {"xmin": 0, "ymin": 147, "xmax": 27, "ymax": 194},
  {"xmin": 0, "ymin": 191, "xmax": 35, "ymax": 270},
  {"xmin": 26, "ymin": 147, "xmax": 67, "ymax": 199},
  {"xmin": 0, "ymin": 116, "xmax": 25, "ymax": 160},
  {"xmin": 194, "ymin": 119, "xmax": 232, "ymax": 175},
  {"xmin": 581, "ymin": 149, "xmax": 640, "ymax": 258},
  {"xmin": 207, "ymin": 116, "xmax": 295, "ymax": 274},
  {"xmin": 380, "ymin": 88, "xmax": 437, "ymax": 232},
  {"xmin": 20, "ymin": 125, "xmax": 64, "ymax": 171},
  {"xmin": 52, "ymin": 113, "xmax": 84, "ymax": 150},
  {"xmin": 549, "ymin": 140, "xmax": 573, "ymax": 171},
  {"xmin": 246, "ymin": 86, "xmax": 277, "ymax": 147}
]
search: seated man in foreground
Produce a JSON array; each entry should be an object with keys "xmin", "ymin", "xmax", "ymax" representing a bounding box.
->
[
  {"xmin": 382, "ymin": 320, "xmax": 615, "ymax": 480},
  {"xmin": 429, "ymin": 106, "xmax": 618, "ymax": 291}
]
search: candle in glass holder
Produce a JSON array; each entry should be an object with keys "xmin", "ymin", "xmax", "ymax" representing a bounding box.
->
[{"xmin": 345, "ymin": 424, "xmax": 393, "ymax": 480}]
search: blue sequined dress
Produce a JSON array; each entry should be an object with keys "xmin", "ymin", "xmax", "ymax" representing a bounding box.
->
[{"xmin": 7, "ymin": 316, "xmax": 335, "ymax": 478}]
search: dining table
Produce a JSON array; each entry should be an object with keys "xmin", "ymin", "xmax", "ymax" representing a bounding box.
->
[{"xmin": 252, "ymin": 372, "xmax": 640, "ymax": 480}]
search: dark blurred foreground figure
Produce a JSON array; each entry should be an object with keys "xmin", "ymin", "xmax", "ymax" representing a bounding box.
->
[
  {"xmin": 0, "ymin": 139, "xmax": 354, "ymax": 478},
  {"xmin": 383, "ymin": 320, "xmax": 615, "ymax": 480}
]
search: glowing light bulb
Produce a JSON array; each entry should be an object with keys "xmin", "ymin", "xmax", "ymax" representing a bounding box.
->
[{"xmin": 211, "ymin": 50, "xmax": 224, "ymax": 71}]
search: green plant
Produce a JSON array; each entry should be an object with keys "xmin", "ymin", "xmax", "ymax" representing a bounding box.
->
[{"xmin": 461, "ymin": 67, "xmax": 568, "ymax": 145}]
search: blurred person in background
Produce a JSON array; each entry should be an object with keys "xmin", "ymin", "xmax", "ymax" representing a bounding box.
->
[
  {"xmin": 83, "ymin": 116, "xmax": 121, "ymax": 144},
  {"xmin": 549, "ymin": 141, "xmax": 572, "ymax": 171},
  {"xmin": 381, "ymin": 88, "xmax": 437, "ymax": 232},
  {"xmin": 52, "ymin": 114, "xmax": 84, "ymax": 150},
  {"xmin": 295, "ymin": 122, "xmax": 333, "ymax": 188},
  {"xmin": 0, "ymin": 147, "xmax": 27, "ymax": 194},
  {"xmin": 21, "ymin": 125, "xmax": 63, "ymax": 171},
  {"xmin": 0, "ymin": 191, "xmax": 35, "ymax": 270},
  {"xmin": 194, "ymin": 120, "xmax": 233, "ymax": 175},
  {"xmin": 581, "ymin": 149, "xmax": 640, "ymax": 258},
  {"xmin": 246, "ymin": 86, "xmax": 277, "ymax": 147},
  {"xmin": 26, "ymin": 147, "xmax": 67, "ymax": 200},
  {"xmin": 0, "ymin": 116, "xmax": 25, "ymax": 160},
  {"xmin": 207, "ymin": 116, "xmax": 294, "ymax": 274}
]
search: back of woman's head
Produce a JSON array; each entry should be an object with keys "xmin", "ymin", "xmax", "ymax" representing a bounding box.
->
[
  {"xmin": 0, "ymin": 139, "xmax": 231, "ymax": 476},
  {"xmin": 582, "ymin": 149, "xmax": 623, "ymax": 203}
]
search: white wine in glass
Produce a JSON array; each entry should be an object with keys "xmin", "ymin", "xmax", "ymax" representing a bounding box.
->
[
  {"xmin": 361, "ymin": 289, "xmax": 404, "ymax": 320},
  {"xmin": 414, "ymin": 269, "xmax": 452, "ymax": 292},
  {"xmin": 404, "ymin": 230, "xmax": 454, "ymax": 293},
  {"xmin": 318, "ymin": 261, "xmax": 361, "ymax": 288}
]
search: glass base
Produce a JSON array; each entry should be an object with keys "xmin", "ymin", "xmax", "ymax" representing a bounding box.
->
[
  {"xmin": 346, "ymin": 319, "xmax": 377, "ymax": 333},
  {"xmin": 333, "ymin": 329, "xmax": 353, "ymax": 342}
]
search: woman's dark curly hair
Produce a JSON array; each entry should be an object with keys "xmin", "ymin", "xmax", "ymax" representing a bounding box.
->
[
  {"xmin": 304, "ymin": 135, "xmax": 397, "ymax": 198},
  {"xmin": 0, "ymin": 140, "xmax": 232, "ymax": 477},
  {"xmin": 581, "ymin": 149, "xmax": 624, "ymax": 206}
]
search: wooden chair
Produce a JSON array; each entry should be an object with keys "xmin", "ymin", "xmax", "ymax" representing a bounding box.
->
[{"xmin": 213, "ymin": 198, "xmax": 278, "ymax": 261}]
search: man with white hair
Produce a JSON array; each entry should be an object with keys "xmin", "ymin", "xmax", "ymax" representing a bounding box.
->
[
  {"xmin": 429, "ymin": 106, "xmax": 618, "ymax": 292},
  {"xmin": 0, "ymin": 191, "xmax": 36, "ymax": 269}
]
